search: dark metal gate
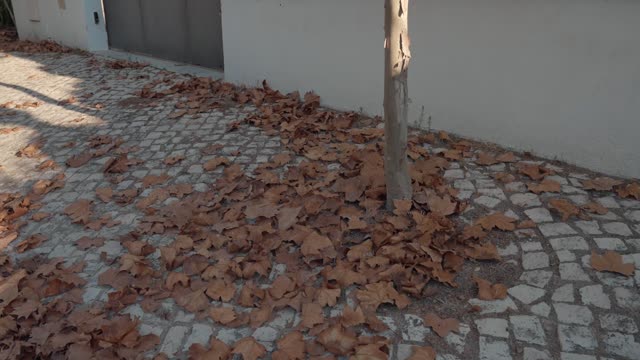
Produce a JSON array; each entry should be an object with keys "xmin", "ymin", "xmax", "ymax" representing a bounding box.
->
[{"xmin": 103, "ymin": 0, "xmax": 224, "ymax": 69}]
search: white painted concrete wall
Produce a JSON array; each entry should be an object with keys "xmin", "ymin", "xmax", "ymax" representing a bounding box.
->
[
  {"xmin": 11, "ymin": 0, "xmax": 108, "ymax": 51},
  {"xmin": 222, "ymin": 0, "xmax": 640, "ymax": 178}
]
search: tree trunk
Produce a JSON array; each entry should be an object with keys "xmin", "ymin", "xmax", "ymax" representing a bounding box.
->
[{"xmin": 384, "ymin": 0, "xmax": 412, "ymax": 209}]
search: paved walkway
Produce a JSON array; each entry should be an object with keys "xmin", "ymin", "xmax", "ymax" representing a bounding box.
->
[{"xmin": 1, "ymin": 52, "xmax": 639, "ymax": 360}]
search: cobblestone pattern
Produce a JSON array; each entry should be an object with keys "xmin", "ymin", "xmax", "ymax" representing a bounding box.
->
[{"xmin": 1, "ymin": 53, "xmax": 639, "ymax": 359}]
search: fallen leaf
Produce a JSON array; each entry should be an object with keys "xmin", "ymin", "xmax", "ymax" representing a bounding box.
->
[
  {"xmin": 527, "ymin": 178, "xmax": 561, "ymax": 194},
  {"xmin": 582, "ymin": 177, "xmax": 623, "ymax": 191},
  {"xmin": 549, "ymin": 198, "xmax": 580, "ymax": 221},
  {"xmin": 63, "ymin": 199, "xmax": 92, "ymax": 224},
  {"xmin": 203, "ymin": 157, "xmax": 230, "ymax": 171},
  {"xmin": 473, "ymin": 275, "xmax": 508, "ymax": 300},
  {"xmin": 0, "ymin": 269, "xmax": 27, "ymax": 311},
  {"xmin": 232, "ymin": 337, "xmax": 267, "ymax": 360},
  {"xmin": 209, "ymin": 307, "xmax": 237, "ymax": 325},
  {"xmin": 316, "ymin": 325, "xmax": 357, "ymax": 355},
  {"xmin": 409, "ymin": 346, "xmax": 436, "ymax": 360},
  {"xmin": 272, "ymin": 331, "xmax": 305, "ymax": 360},
  {"xmin": 351, "ymin": 344, "xmax": 388, "ymax": 360},
  {"xmin": 591, "ymin": 250, "xmax": 634, "ymax": 276},
  {"xmin": 476, "ymin": 213, "xmax": 516, "ymax": 231},
  {"xmin": 16, "ymin": 234, "xmax": 46, "ymax": 253},
  {"xmin": 424, "ymin": 313, "xmax": 459, "ymax": 337},
  {"xmin": 75, "ymin": 236, "xmax": 105, "ymax": 250},
  {"xmin": 616, "ymin": 182, "xmax": 640, "ymax": 200},
  {"xmin": 164, "ymin": 155, "xmax": 185, "ymax": 165},
  {"xmin": 301, "ymin": 303, "xmax": 324, "ymax": 328},
  {"xmin": 66, "ymin": 152, "xmax": 92, "ymax": 168},
  {"xmin": 476, "ymin": 152, "xmax": 498, "ymax": 166},
  {"xmin": 582, "ymin": 202, "xmax": 608, "ymax": 215},
  {"xmin": 96, "ymin": 187, "xmax": 113, "ymax": 202}
]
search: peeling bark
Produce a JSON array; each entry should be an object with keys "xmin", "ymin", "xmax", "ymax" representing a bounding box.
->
[{"xmin": 384, "ymin": 0, "xmax": 412, "ymax": 209}]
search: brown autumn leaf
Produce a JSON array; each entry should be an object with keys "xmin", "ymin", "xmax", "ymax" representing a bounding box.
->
[
  {"xmin": 203, "ymin": 157, "xmax": 230, "ymax": 171},
  {"xmin": 473, "ymin": 275, "xmax": 508, "ymax": 300},
  {"xmin": 168, "ymin": 110, "xmax": 187, "ymax": 119},
  {"xmin": 96, "ymin": 187, "xmax": 113, "ymax": 202},
  {"xmin": 278, "ymin": 206, "xmax": 302, "ymax": 231},
  {"xmin": 189, "ymin": 338, "xmax": 230, "ymax": 360},
  {"xmin": 164, "ymin": 154, "xmax": 185, "ymax": 165},
  {"xmin": 16, "ymin": 140, "xmax": 44, "ymax": 158},
  {"xmin": 141, "ymin": 174, "xmax": 169, "ymax": 187},
  {"xmin": 66, "ymin": 152, "xmax": 93, "ymax": 168},
  {"xmin": 341, "ymin": 306, "xmax": 366, "ymax": 327},
  {"xmin": 210, "ymin": 307, "xmax": 237, "ymax": 325},
  {"xmin": 75, "ymin": 236, "xmax": 105, "ymax": 250},
  {"xmin": 316, "ymin": 287, "xmax": 341, "ymax": 307},
  {"xmin": 31, "ymin": 212, "xmax": 51, "ymax": 221},
  {"xmin": 392, "ymin": 199, "xmax": 412, "ymax": 216},
  {"xmin": 549, "ymin": 198, "xmax": 580, "ymax": 221},
  {"xmin": 244, "ymin": 201, "xmax": 279, "ymax": 219},
  {"xmin": 582, "ymin": 177, "xmax": 623, "ymax": 191},
  {"xmin": 317, "ymin": 325, "xmax": 358, "ymax": 356},
  {"xmin": 427, "ymin": 193, "xmax": 457, "ymax": 216},
  {"xmin": 616, "ymin": 182, "xmax": 640, "ymax": 200},
  {"xmin": 475, "ymin": 212, "xmax": 516, "ymax": 231},
  {"xmin": 409, "ymin": 346, "xmax": 437, "ymax": 360},
  {"xmin": 300, "ymin": 231, "xmax": 335, "ymax": 259},
  {"xmin": 496, "ymin": 152, "xmax": 517, "ymax": 163},
  {"xmin": 527, "ymin": 178, "xmax": 561, "ymax": 194},
  {"xmin": 476, "ymin": 152, "xmax": 498, "ymax": 166},
  {"xmin": 356, "ymin": 282, "xmax": 410, "ymax": 311},
  {"xmin": 0, "ymin": 269, "xmax": 27, "ymax": 311},
  {"xmin": 165, "ymin": 272, "xmax": 190, "ymax": 290},
  {"xmin": 37, "ymin": 159, "xmax": 57, "ymax": 171},
  {"xmin": 591, "ymin": 250, "xmax": 634, "ymax": 276},
  {"xmin": 351, "ymin": 344, "xmax": 388, "ymax": 360},
  {"xmin": 232, "ymin": 337, "xmax": 267, "ymax": 360},
  {"xmin": 465, "ymin": 242, "xmax": 501, "ymax": 261},
  {"xmin": 424, "ymin": 313, "xmax": 459, "ymax": 338},
  {"xmin": 517, "ymin": 163, "xmax": 552, "ymax": 180},
  {"xmin": 582, "ymin": 202, "xmax": 608, "ymax": 215},
  {"xmin": 16, "ymin": 234, "xmax": 46, "ymax": 253},
  {"xmin": 63, "ymin": 199, "xmax": 92, "ymax": 224},
  {"xmin": 301, "ymin": 303, "xmax": 324, "ymax": 328},
  {"xmin": 272, "ymin": 331, "xmax": 305, "ymax": 360}
]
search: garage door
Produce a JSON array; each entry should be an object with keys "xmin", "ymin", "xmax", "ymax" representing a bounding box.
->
[{"xmin": 103, "ymin": 0, "xmax": 224, "ymax": 69}]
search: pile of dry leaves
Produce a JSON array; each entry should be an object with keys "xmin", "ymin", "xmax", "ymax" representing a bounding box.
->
[
  {"xmin": 0, "ymin": 27, "xmax": 71, "ymax": 54},
  {"xmin": 2, "ymin": 69, "xmax": 639, "ymax": 359}
]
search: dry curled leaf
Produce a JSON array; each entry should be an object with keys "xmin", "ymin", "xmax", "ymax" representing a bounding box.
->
[
  {"xmin": 203, "ymin": 157, "xmax": 230, "ymax": 171},
  {"xmin": 424, "ymin": 313, "xmax": 459, "ymax": 338},
  {"xmin": 316, "ymin": 325, "xmax": 357, "ymax": 355},
  {"xmin": 616, "ymin": 182, "xmax": 640, "ymax": 200},
  {"xmin": 549, "ymin": 198, "xmax": 580, "ymax": 221},
  {"xmin": 527, "ymin": 178, "xmax": 561, "ymax": 194},
  {"xmin": 476, "ymin": 212, "xmax": 516, "ymax": 231},
  {"xmin": 582, "ymin": 177, "xmax": 623, "ymax": 191},
  {"xmin": 272, "ymin": 331, "xmax": 305, "ymax": 360},
  {"xmin": 582, "ymin": 202, "xmax": 608, "ymax": 215},
  {"xmin": 232, "ymin": 337, "xmax": 267, "ymax": 360},
  {"xmin": 591, "ymin": 250, "xmax": 634, "ymax": 276},
  {"xmin": 63, "ymin": 199, "xmax": 92, "ymax": 224},
  {"xmin": 409, "ymin": 346, "xmax": 436, "ymax": 360},
  {"xmin": 473, "ymin": 275, "xmax": 508, "ymax": 301}
]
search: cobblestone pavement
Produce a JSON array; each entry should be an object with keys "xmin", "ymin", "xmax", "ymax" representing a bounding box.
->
[{"xmin": 1, "ymin": 52, "xmax": 639, "ymax": 360}]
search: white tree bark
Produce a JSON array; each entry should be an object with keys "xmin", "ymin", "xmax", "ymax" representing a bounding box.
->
[{"xmin": 384, "ymin": 0, "xmax": 412, "ymax": 209}]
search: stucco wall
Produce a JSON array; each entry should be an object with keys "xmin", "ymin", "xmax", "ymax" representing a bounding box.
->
[
  {"xmin": 222, "ymin": 0, "xmax": 640, "ymax": 178},
  {"xmin": 12, "ymin": 0, "xmax": 108, "ymax": 51}
]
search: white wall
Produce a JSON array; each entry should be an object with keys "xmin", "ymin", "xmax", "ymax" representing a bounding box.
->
[
  {"xmin": 12, "ymin": 0, "xmax": 108, "ymax": 51},
  {"xmin": 222, "ymin": 0, "xmax": 640, "ymax": 178}
]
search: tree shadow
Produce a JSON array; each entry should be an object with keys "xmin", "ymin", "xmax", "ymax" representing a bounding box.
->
[{"xmin": 0, "ymin": 51, "xmax": 173, "ymax": 192}]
